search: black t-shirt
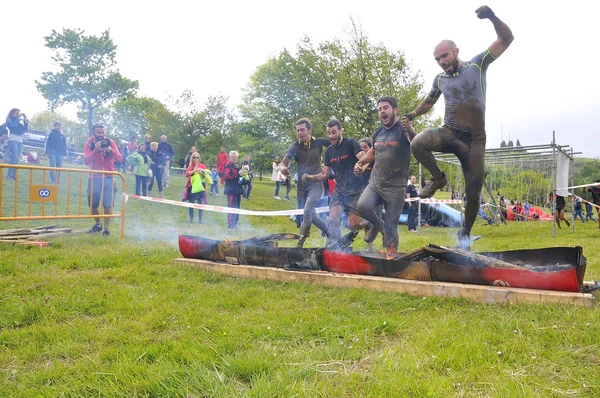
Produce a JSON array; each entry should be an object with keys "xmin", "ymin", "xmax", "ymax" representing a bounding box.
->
[
  {"xmin": 286, "ymin": 137, "xmax": 330, "ymax": 191},
  {"xmin": 370, "ymin": 121, "xmax": 411, "ymax": 192},
  {"xmin": 555, "ymin": 195, "xmax": 566, "ymax": 209},
  {"xmin": 407, "ymin": 184, "xmax": 418, "ymax": 198},
  {"xmin": 324, "ymin": 137, "xmax": 363, "ymax": 196}
]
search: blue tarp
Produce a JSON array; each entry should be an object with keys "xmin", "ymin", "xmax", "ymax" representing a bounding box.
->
[{"xmin": 399, "ymin": 202, "xmax": 463, "ymax": 228}]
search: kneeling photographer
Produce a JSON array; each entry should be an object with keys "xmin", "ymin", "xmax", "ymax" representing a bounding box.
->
[{"xmin": 84, "ymin": 124, "xmax": 122, "ymax": 236}]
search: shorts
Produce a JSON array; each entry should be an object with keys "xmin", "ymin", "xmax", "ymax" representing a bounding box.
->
[
  {"xmin": 88, "ymin": 177, "xmax": 116, "ymax": 208},
  {"xmin": 329, "ymin": 191, "xmax": 361, "ymax": 215}
]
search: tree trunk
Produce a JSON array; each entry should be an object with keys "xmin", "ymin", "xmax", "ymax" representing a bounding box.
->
[{"xmin": 87, "ymin": 102, "xmax": 93, "ymax": 136}]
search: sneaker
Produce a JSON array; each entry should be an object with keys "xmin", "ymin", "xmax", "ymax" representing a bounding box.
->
[
  {"xmin": 189, "ymin": 219, "xmax": 194, "ymax": 224},
  {"xmin": 198, "ymin": 220, "xmax": 203, "ymax": 224},
  {"xmin": 364, "ymin": 224, "xmax": 382, "ymax": 243},
  {"xmin": 274, "ymin": 196, "xmax": 282, "ymax": 200},
  {"xmin": 419, "ymin": 173, "xmax": 447, "ymax": 199},
  {"xmin": 284, "ymin": 197, "xmax": 291, "ymax": 201},
  {"xmin": 88, "ymin": 224, "xmax": 103, "ymax": 234},
  {"xmin": 296, "ymin": 236, "xmax": 306, "ymax": 248},
  {"xmin": 564, "ymin": 219, "xmax": 571, "ymax": 227},
  {"xmin": 103, "ymin": 229, "xmax": 110, "ymax": 237}
]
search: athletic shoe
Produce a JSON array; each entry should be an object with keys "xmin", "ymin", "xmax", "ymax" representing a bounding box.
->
[
  {"xmin": 274, "ymin": 196, "xmax": 281, "ymax": 200},
  {"xmin": 296, "ymin": 235, "xmax": 307, "ymax": 248},
  {"xmin": 103, "ymin": 229, "xmax": 110, "ymax": 237},
  {"xmin": 456, "ymin": 230, "xmax": 471, "ymax": 251},
  {"xmin": 88, "ymin": 224, "xmax": 103, "ymax": 234},
  {"xmin": 419, "ymin": 173, "xmax": 447, "ymax": 199},
  {"xmin": 364, "ymin": 224, "xmax": 382, "ymax": 243}
]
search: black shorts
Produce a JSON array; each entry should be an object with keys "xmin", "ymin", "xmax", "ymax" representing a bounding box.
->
[
  {"xmin": 329, "ymin": 191, "xmax": 361, "ymax": 215},
  {"xmin": 87, "ymin": 177, "xmax": 116, "ymax": 208}
]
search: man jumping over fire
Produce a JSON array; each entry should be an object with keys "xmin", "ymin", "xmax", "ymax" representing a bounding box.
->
[{"xmin": 403, "ymin": 5, "xmax": 514, "ymax": 250}]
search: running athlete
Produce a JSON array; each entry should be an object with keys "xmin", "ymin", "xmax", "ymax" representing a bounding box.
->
[
  {"xmin": 280, "ymin": 118, "xmax": 331, "ymax": 248},
  {"xmin": 404, "ymin": 5, "xmax": 514, "ymax": 250},
  {"xmin": 354, "ymin": 97, "xmax": 415, "ymax": 254},
  {"xmin": 303, "ymin": 119, "xmax": 368, "ymax": 248}
]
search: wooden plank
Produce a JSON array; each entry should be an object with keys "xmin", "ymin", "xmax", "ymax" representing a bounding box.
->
[{"xmin": 174, "ymin": 258, "xmax": 596, "ymax": 308}]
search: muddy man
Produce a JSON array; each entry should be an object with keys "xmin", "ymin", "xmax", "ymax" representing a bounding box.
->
[{"xmin": 403, "ymin": 5, "xmax": 514, "ymax": 250}]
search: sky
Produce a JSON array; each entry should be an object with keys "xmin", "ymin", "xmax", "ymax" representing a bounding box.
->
[{"xmin": 3, "ymin": 1, "xmax": 599, "ymax": 157}]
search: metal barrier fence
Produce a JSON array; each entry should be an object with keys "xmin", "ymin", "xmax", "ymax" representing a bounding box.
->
[{"xmin": 0, "ymin": 164, "xmax": 126, "ymax": 239}]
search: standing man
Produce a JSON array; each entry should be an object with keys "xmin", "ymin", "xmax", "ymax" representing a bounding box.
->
[
  {"xmin": 158, "ymin": 135, "xmax": 174, "ymax": 188},
  {"xmin": 304, "ymin": 119, "xmax": 367, "ymax": 248},
  {"xmin": 406, "ymin": 175, "xmax": 419, "ymax": 232},
  {"xmin": 354, "ymin": 97, "xmax": 414, "ymax": 254},
  {"xmin": 279, "ymin": 118, "xmax": 331, "ymax": 248},
  {"xmin": 241, "ymin": 154, "xmax": 253, "ymax": 199},
  {"xmin": 405, "ymin": 5, "xmax": 514, "ymax": 249},
  {"xmin": 217, "ymin": 146, "xmax": 228, "ymax": 185},
  {"xmin": 84, "ymin": 124, "xmax": 122, "ymax": 237},
  {"xmin": 45, "ymin": 122, "xmax": 67, "ymax": 184}
]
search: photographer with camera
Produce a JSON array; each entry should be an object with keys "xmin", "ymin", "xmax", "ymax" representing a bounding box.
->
[{"xmin": 84, "ymin": 124, "xmax": 122, "ymax": 236}]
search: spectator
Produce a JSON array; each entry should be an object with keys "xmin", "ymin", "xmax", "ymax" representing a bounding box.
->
[
  {"xmin": 147, "ymin": 142, "xmax": 165, "ymax": 198},
  {"xmin": 406, "ymin": 175, "xmax": 419, "ymax": 231},
  {"xmin": 217, "ymin": 146, "xmax": 228, "ymax": 185},
  {"xmin": 0, "ymin": 124, "xmax": 8, "ymax": 162},
  {"xmin": 209, "ymin": 166, "xmax": 219, "ymax": 196},
  {"xmin": 45, "ymin": 122, "xmax": 67, "ymax": 183},
  {"xmin": 184, "ymin": 146, "xmax": 197, "ymax": 168},
  {"xmin": 585, "ymin": 201, "xmax": 596, "ymax": 222},
  {"xmin": 84, "ymin": 124, "xmax": 122, "ymax": 236},
  {"xmin": 128, "ymin": 135, "xmax": 137, "ymax": 154},
  {"xmin": 573, "ymin": 197, "xmax": 585, "ymax": 222},
  {"xmin": 127, "ymin": 143, "xmax": 152, "ymax": 196},
  {"xmin": 241, "ymin": 154, "xmax": 253, "ymax": 199},
  {"xmin": 118, "ymin": 142, "xmax": 129, "ymax": 173},
  {"xmin": 5, "ymin": 108, "xmax": 28, "ymax": 180},
  {"xmin": 143, "ymin": 134, "xmax": 152, "ymax": 152},
  {"xmin": 224, "ymin": 150, "xmax": 249, "ymax": 229},
  {"xmin": 158, "ymin": 135, "xmax": 174, "ymax": 188},
  {"xmin": 183, "ymin": 152, "xmax": 212, "ymax": 224},
  {"xmin": 524, "ymin": 200, "xmax": 531, "ymax": 221},
  {"xmin": 178, "ymin": 158, "xmax": 185, "ymax": 175},
  {"xmin": 272, "ymin": 155, "xmax": 292, "ymax": 201}
]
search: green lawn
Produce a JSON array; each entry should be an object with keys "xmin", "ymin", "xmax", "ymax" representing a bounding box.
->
[{"xmin": 1, "ymin": 166, "xmax": 599, "ymax": 397}]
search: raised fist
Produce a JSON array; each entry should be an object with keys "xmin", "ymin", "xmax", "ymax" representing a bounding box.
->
[{"xmin": 475, "ymin": 5, "xmax": 495, "ymax": 19}]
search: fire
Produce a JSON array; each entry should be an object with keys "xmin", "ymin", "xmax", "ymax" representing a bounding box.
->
[{"xmin": 380, "ymin": 244, "xmax": 397, "ymax": 260}]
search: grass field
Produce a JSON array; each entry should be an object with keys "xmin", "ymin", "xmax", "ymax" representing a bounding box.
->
[{"xmin": 1, "ymin": 164, "xmax": 599, "ymax": 397}]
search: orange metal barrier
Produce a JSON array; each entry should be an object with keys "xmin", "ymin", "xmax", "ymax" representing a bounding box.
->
[{"xmin": 0, "ymin": 164, "xmax": 126, "ymax": 239}]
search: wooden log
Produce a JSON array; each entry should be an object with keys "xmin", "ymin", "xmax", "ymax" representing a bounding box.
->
[{"xmin": 174, "ymin": 258, "xmax": 595, "ymax": 307}]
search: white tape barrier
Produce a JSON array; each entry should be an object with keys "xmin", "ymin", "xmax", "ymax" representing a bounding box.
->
[
  {"xmin": 557, "ymin": 182, "xmax": 600, "ymax": 191},
  {"xmin": 124, "ymin": 194, "xmax": 329, "ymax": 216},
  {"xmin": 125, "ymin": 194, "xmax": 463, "ymax": 216},
  {"xmin": 569, "ymin": 194, "xmax": 600, "ymax": 210}
]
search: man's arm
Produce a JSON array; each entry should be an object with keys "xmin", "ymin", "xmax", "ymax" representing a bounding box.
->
[
  {"xmin": 304, "ymin": 166, "xmax": 331, "ymax": 182},
  {"xmin": 354, "ymin": 148, "xmax": 375, "ymax": 175},
  {"xmin": 476, "ymin": 5, "xmax": 514, "ymax": 58}
]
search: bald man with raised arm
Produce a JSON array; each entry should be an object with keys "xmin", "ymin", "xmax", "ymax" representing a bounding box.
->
[{"xmin": 403, "ymin": 5, "xmax": 514, "ymax": 250}]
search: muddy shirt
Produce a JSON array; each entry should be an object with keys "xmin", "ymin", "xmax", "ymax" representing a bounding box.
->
[
  {"xmin": 324, "ymin": 137, "xmax": 363, "ymax": 196},
  {"xmin": 286, "ymin": 137, "xmax": 330, "ymax": 191},
  {"xmin": 370, "ymin": 120, "xmax": 411, "ymax": 192},
  {"xmin": 428, "ymin": 49, "xmax": 496, "ymax": 133}
]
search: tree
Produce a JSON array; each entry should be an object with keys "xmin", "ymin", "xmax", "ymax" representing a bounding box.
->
[
  {"xmin": 36, "ymin": 28, "xmax": 138, "ymax": 132},
  {"xmin": 168, "ymin": 91, "xmax": 235, "ymax": 165},
  {"xmin": 94, "ymin": 96, "xmax": 178, "ymax": 143},
  {"xmin": 240, "ymin": 20, "xmax": 439, "ymax": 145},
  {"xmin": 516, "ymin": 139, "xmax": 522, "ymax": 147}
]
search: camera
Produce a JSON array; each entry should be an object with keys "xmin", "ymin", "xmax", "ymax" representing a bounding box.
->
[{"xmin": 99, "ymin": 139, "xmax": 110, "ymax": 149}]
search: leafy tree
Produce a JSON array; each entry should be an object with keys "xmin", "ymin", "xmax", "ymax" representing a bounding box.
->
[
  {"xmin": 36, "ymin": 28, "xmax": 138, "ymax": 132},
  {"xmin": 93, "ymin": 96, "xmax": 178, "ymax": 143},
  {"xmin": 516, "ymin": 139, "xmax": 521, "ymax": 147},
  {"xmin": 500, "ymin": 140, "xmax": 506, "ymax": 148},
  {"xmin": 240, "ymin": 20, "xmax": 439, "ymax": 146},
  {"xmin": 168, "ymin": 91, "xmax": 235, "ymax": 164}
]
